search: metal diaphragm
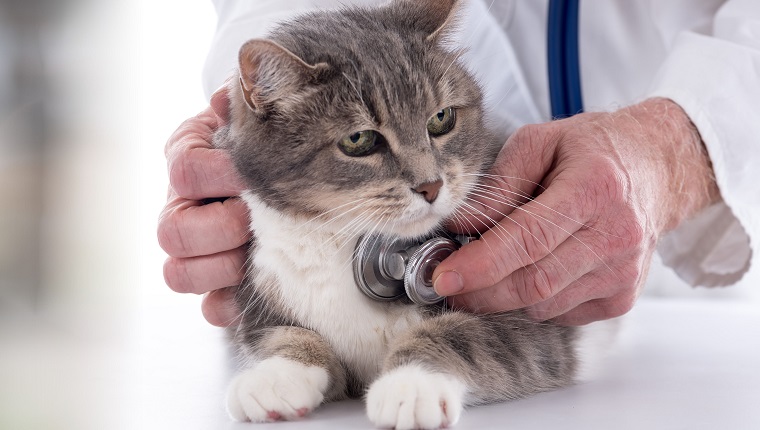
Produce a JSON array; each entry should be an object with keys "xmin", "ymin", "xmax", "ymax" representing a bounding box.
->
[
  {"xmin": 353, "ymin": 234, "xmax": 417, "ymax": 301},
  {"xmin": 353, "ymin": 233, "xmax": 467, "ymax": 305},
  {"xmin": 403, "ymin": 237, "xmax": 458, "ymax": 305}
]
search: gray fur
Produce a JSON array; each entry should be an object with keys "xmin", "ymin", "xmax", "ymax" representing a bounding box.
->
[{"xmin": 215, "ymin": 0, "xmax": 578, "ymax": 416}]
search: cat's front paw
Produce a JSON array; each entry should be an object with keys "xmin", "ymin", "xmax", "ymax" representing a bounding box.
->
[
  {"xmin": 227, "ymin": 357, "xmax": 329, "ymax": 422},
  {"xmin": 366, "ymin": 365, "xmax": 466, "ymax": 430}
]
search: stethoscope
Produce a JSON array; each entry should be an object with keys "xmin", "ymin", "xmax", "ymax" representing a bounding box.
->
[
  {"xmin": 352, "ymin": 0, "xmax": 584, "ymax": 305},
  {"xmin": 353, "ymin": 233, "xmax": 476, "ymax": 306}
]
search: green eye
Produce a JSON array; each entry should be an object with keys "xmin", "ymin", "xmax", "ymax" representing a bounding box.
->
[
  {"xmin": 427, "ymin": 107, "xmax": 456, "ymax": 136},
  {"xmin": 339, "ymin": 130, "xmax": 379, "ymax": 156}
]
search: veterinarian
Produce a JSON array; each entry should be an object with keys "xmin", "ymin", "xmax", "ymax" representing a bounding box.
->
[{"xmin": 158, "ymin": 0, "xmax": 759, "ymax": 326}]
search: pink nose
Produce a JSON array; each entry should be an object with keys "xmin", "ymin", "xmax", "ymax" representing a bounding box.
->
[{"xmin": 413, "ymin": 179, "xmax": 443, "ymax": 204}]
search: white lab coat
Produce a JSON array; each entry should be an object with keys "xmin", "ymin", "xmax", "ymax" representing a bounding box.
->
[{"xmin": 202, "ymin": 0, "xmax": 760, "ymax": 291}]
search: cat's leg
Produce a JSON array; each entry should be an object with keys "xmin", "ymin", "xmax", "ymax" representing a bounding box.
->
[
  {"xmin": 227, "ymin": 326, "xmax": 347, "ymax": 422},
  {"xmin": 366, "ymin": 311, "xmax": 577, "ymax": 429}
]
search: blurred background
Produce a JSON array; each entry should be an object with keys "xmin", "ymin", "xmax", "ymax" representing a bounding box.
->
[
  {"xmin": 0, "ymin": 1, "xmax": 757, "ymax": 429},
  {"xmin": 0, "ymin": 0, "xmax": 215, "ymax": 428}
]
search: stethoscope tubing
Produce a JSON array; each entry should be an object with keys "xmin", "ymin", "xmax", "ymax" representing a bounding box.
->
[{"xmin": 548, "ymin": 0, "xmax": 584, "ymax": 119}]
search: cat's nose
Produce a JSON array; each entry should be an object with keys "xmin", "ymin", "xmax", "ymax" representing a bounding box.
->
[{"xmin": 413, "ymin": 178, "xmax": 443, "ymax": 204}]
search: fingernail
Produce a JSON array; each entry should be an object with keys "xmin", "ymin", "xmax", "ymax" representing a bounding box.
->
[{"xmin": 434, "ymin": 271, "xmax": 464, "ymax": 296}]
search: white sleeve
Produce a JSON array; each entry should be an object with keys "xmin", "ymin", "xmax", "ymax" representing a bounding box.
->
[
  {"xmin": 647, "ymin": 0, "xmax": 760, "ymax": 287},
  {"xmin": 202, "ymin": 0, "xmax": 384, "ymax": 99}
]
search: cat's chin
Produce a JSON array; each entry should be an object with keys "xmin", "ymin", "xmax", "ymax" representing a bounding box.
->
[{"xmin": 383, "ymin": 216, "xmax": 444, "ymax": 240}]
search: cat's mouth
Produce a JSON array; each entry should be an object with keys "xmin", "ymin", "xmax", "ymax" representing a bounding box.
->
[{"xmin": 384, "ymin": 201, "xmax": 456, "ymax": 239}]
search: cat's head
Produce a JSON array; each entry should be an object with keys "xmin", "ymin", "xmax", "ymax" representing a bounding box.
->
[{"xmin": 220, "ymin": 0, "xmax": 499, "ymax": 239}]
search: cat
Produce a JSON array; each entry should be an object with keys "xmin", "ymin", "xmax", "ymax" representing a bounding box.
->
[{"xmin": 213, "ymin": 0, "xmax": 583, "ymax": 428}]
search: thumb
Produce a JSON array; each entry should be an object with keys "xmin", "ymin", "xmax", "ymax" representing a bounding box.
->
[{"xmin": 448, "ymin": 123, "xmax": 558, "ymax": 234}]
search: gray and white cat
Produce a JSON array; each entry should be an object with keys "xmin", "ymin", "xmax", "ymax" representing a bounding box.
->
[{"xmin": 214, "ymin": 0, "xmax": 588, "ymax": 428}]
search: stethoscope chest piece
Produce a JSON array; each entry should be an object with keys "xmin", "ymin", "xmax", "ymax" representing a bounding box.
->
[{"xmin": 353, "ymin": 233, "xmax": 467, "ymax": 305}]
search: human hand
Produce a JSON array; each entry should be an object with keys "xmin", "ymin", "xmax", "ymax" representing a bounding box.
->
[
  {"xmin": 434, "ymin": 98, "xmax": 720, "ymax": 325},
  {"xmin": 158, "ymin": 85, "xmax": 248, "ymax": 327}
]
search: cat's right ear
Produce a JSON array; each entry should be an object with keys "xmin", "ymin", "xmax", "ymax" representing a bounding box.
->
[
  {"xmin": 238, "ymin": 39, "xmax": 329, "ymax": 113},
  {"xmin": 394, "ymin": 0, "xmax": 461, "ymax": 42}
]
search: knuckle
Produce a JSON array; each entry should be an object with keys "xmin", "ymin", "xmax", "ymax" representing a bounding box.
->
[
  {"xmin": 512, "ymin": 123, "xmax": 546, "ymax": 142},
  {"xmin": 510, "ymin": 124, "xmax": 553, "ymax": 157},
  {"xmin": 220, "ymin": 201, "xmax": 252, "ymax": 246},
  {"xmin": 168, "ymin": 151, "xmax": 198, "ymax": 198},
  {"xmin": 163, "ymin": 257, "xmax": 192, "ymax": 293},
  {"xmin": 512, "ymin": 264, "xmax": 557, "ymax": 306},
  {"xmin": 621, "ymin": 219, "xmax": 646, "ymax": 248},
  {"xmin": 516, "ymin": 214, "xmax": 555, "ymax": 264},
  {"xmin": 220, "ymin": 251, "xmax": 245, "ymax": 284},
  {"xmin": 606, "ymin": 217, "xmax": 647, "ymax": 254},
  {"xmin": 586, "ymin": 157, "xmax": 628, "ymax": 205},
  {"xmin": 156, "ymin": 208, "xmax": 189, "ymax": 257},
  {"xmin": 602, "ymin": 292, "xmax": 637, "ymax": 319}
]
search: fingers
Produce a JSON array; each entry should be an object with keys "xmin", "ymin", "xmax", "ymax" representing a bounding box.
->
[
  {"xmin": 446, "ymin": 229, "xmax": 600, "ymax": 313},
  {"xmin": 551, "ymin": 294, "xmax": 636, "ymax": 326},
  {"xmin": 158, "ymin": 193, "xmax": 251, "ymax": 258},
  {"xmin": 163, "ymin": 246, "xmax": 248, "ymax": 295},
  {"xmin": 202, "ymin": 287, "xmax": 241, "ymax": 327},
  {"xmin": 434, "ymin": 178, "xmax": 586, "ymax": 299},
  {"xmin": 522, "ymin": 272, "xmax": 608, "ymax": 322},
  {"xmin": 166, "ymin": 136, "xmax": 246, "ymax": 200},
  {"xmin": 450, "ymin": 265, "xmax": 636, "ymax": 327},
  {"xmin": 164, "ymin": 85, "xmax": 245, "ymax": 200},
  {"xmin": 160, "ymin": 83, "xmax": 247, "ymax": 328}
]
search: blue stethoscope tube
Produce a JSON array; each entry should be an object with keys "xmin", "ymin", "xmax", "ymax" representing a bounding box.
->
[{"xmin": 548, "ymin": 0, "xmax": 583, "ymax": 119}]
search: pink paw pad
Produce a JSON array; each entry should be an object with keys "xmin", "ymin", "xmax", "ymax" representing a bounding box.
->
[{"xmin": 267, "ymin": 411, "xmax": 282, "ymax": 421}]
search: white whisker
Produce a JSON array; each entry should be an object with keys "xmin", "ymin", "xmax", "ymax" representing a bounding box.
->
[{"xmin": 468, "ymin": 186, "xmax": 618, "ymax": 279}]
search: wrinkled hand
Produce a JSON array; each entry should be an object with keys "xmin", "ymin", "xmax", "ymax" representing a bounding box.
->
[
  {"xmin": 433, "ymin": 98, "xmax": 719, "ymax": 325},
  {"xmin": 157, "ymin": 86, "xmax": 248, "ymax": 327}
]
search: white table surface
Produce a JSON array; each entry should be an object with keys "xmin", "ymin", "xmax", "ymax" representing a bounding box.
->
[{"xmin": 131, "ymin": 295, "xmax": 760, "ymax": 430}]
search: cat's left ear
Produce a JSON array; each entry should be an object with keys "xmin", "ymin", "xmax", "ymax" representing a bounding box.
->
[{"xmin": 238, "ymin": 39, "xmax": 329, "ymax": 113}]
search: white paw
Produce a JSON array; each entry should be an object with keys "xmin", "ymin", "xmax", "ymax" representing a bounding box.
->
[
  {"xmin": 366, "ymin": 365, "xmax": 466, "ymax": 430},
  {"xmin": 227, "ymin": 357, "xmax": 329, "ymax": 422}
]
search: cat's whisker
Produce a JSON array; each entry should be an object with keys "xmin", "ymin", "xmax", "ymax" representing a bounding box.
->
[
  {"xmin": 465, "ymin": 191, "xmax": 579, "ymax": 287},
  {"xmin": 331, "ymin": 211, "xmax": 381, "ymax": 260},
  {"xmin": 461, "ymin": 200, "xmax": 594, "ymax": 313},
  {"xmin": 490, "ymin": 81, "xmax": 516, "ymax": 114},
  {"xmin": 462, "ymin": 172, "xmax": 546, "ymax": 191},
  {"xmin": 467, "ymin": 187, "xmax": 618, "ymax": 279},
  {"xmin": 463, "ymin": 174, "xmax": 623, "ymax": 239},
  {"xmin": 338, "ymin": 214, "xmax": 391, "ymax": 270},
  {"xmin": 296, "ymin": 197, "xmax": 381, "ymax": 236},
  {"xmin": 437, "ymin": 0, "xmax": 496, "ymax": 85},
  {"xmin": 294, "ymin": 197, "xmax": 372, "ymax": 229},
  {"xmin": 458, "ymin": 199, "xmax": 556, "ymax": 298},
  {"xmin": 342, "ymin": 69, "xmax": 365, "ymax": 110},
  {"xmin": 438, "ymin": 49, "xmax": 466, "ymax": 87},
  {"xmin": 454, "ymin": 208, "xmax": 554, "ymax": 320},
  {"xmin": 323, "ymin": 206, "xmax": 381, "ymax": 249},
  {"xmin": 457, "ymin": 201, "xmax": 516, "ymax": 260}
]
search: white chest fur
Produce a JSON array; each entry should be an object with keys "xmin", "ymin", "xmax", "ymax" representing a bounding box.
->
[{"xmin": 242, "ymin": 194, "xmax": 423, "ymax": 383}]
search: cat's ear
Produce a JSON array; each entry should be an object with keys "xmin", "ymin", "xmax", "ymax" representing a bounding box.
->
[
  {"xmin": 396, "ymin": 0, "xmax": 461, "ymax": 41},
  {"xmin": 238, "ymin": 39, "xmax": 329, "ymax": 112}
]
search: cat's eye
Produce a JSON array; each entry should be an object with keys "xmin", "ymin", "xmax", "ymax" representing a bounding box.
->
[
  {"xmin": 338, "ymin": 130, "xmax": 379, "ymax": 157},
  {"xmin": 427, "ymin": 107, "xmax": 456, "ymax": 136}
]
